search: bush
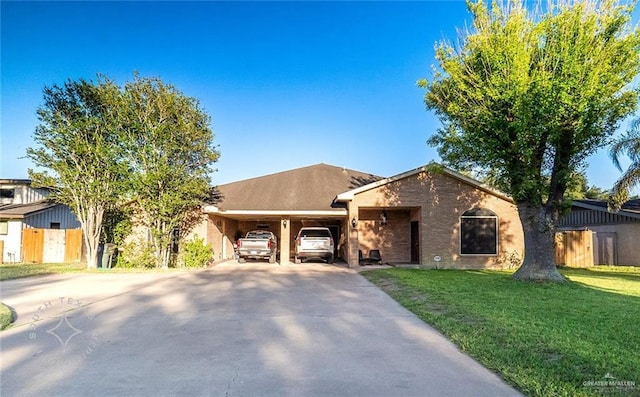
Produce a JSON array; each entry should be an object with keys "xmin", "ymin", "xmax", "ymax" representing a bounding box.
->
[
  {"xmin": 116, "ymin": 239, "xmax": 157, "ymax": 268},
  {"xmin": 101, "ymin": 207, "xmax": 133, "ymax": 245},
  {"xmin": 0, "ymin": 303, "xmax": 14, "ymax": 330},
  {"xmin": 179, "ymin": 235, "xmax": 214, "ymax": 268}
]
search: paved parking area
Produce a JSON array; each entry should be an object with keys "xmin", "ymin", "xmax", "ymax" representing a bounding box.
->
[{"xmin": 0, "ymin": 262, "xmax": 520, "ymax": 396}]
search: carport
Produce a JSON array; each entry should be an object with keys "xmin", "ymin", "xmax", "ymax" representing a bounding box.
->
[
  {"xmin": 202, "ymin": 164, "xmax": 381, "ymax": 265},
  {"xmin": 202, "ymin": 210, "xmax": 347, "ymax": 265}
]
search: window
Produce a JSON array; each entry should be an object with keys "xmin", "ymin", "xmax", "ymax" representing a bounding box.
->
[
  {"xmin": 50, "ymin": 222, "xmax": 61, "ymax": 229},
  {"xmin": 0, "ymin": 221, "xmax": 8, "ymax": 235},
  {"xmin": 460, "ymin": 208, "xmax": 498, "ymax": 255},
  {"xmin": 0, "ymin": 189, "xmax": 15, "ymax": 199},
  {"xmin": 298, "ymin": 229, "xmax": 331, "ymax": 238}
]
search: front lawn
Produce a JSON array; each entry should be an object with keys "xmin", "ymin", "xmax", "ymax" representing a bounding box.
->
[
  {"xmin": 0, "ymin": 262, "xmax": 87, "ymax": 281},
  {"xmin": 0, "ymin": 262, "xmax": 194, "ymax": 281},
  {"xmin": 362, "ymin": 266, "xmax": 640, "ymax": 397}
]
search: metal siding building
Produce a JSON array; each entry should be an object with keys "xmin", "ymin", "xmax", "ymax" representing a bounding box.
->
[
  {"xmin": 0, "ymin": 180, "xmax": 81, "ymax": 262},
  {"xmin": 24, "ymin": 205, "xmax": 81, "ymax": 229},
  {"xmin": 559, "ymin": 199, "xmax": 640, "ymax": 266}
]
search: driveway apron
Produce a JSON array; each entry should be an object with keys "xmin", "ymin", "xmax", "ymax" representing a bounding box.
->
[{"xmin": 0, "ymin": 263, "xmax": 521, "ymax": 396}]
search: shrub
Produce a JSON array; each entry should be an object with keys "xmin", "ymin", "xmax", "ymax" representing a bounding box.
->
[
  {"xmin": 179, "ymin": 235, "xmax": 214, "ymax": 268},
  {"xmin": 500, "ymin": 250, "xmax": 523, "ymax": 269},
  {"xmin": 0, "ymin": 303, "xmax": 14, "ymax": 330},
  {"xmin": 116, "ymin": 239, "xmax": 157, "ymax": 268}
]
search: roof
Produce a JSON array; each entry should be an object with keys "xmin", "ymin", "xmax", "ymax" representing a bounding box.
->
[
  {"xmin": 209, "ymin": 163, "xmax": 382, "ymax": 215},
  {"xmin": 0, "ymin": 179, "xmax": 32, "ymax": 185},
  {"xmin": 335, "ymin": 163, "xmax": 513, "ymax": 203},
  {"xmin": 0, "ymin": 200, "xmax": 61, "ymax": 219},
  {"xmin": 571, "ymin": 199, "xmax": 640, "ymax": 217}
]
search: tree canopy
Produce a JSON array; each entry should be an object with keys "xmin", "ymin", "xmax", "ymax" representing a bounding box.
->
[
  {"xmin": 421, "ymin": 0, "xmax": 640, "ymax": 281},
  {"xmin": 28, "ymin": 74, "xmax": 219, "ymax": 268},
  {"xmin": 27, "ymin": 77, "xmax": 127, "ymax": 268},
  {"xmin": 119, "ymin": 75, "xmax": 219, "ymax": 268},
  {"xmin": 610, "ymin": 117, "xmax": 640, "ymax": 207}
]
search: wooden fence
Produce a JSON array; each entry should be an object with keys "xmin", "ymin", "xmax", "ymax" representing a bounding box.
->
[
  {"xmin": 21, "ymin": 229, "xmax": 83, "ymax": 264},
  {"xmin": 555, "ymin": 230, "xmax": 594, "ymax": 268}
]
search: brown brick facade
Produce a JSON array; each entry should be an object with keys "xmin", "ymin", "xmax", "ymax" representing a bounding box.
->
[{"xmin": 349, "ymin": 170, "xmax": 524, "ymax": 269}]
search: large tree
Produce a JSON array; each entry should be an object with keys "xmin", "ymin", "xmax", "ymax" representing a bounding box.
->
[
  {"xmin": 421, "ymin": 0, "xmax": 640, "ymax": 281},
  {"xmin": 610, "ymin": 117, "xmax": 640, "ymax": 207},
  {"xmin": 27, "ymin": 77, "xmax": 127, "ymax": 268},
  {"xmin": 119, "ymin": 75, "xmax": 219, "ymax": 268}
]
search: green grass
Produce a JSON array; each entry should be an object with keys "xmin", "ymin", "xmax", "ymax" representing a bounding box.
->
[
  {"xmin": 0, "ymin": 302, "xmax": 14, "ymax": 330},
  {"xmin": 0, "ymin": 262, "xmax": 88, "ymax": 281},
  {"xmin": 0, "ymin": 262, "xmax": 194, "ymax": 281},
  {"xmin": 362, "ymin": 266, "xmax": 640, "ymax": 397}
]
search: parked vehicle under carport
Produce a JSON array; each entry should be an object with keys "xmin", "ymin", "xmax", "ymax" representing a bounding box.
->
[
  {"xmin": 294, "ymin": 227, "xmax": 334, "ymax": 264},
  {"xmin": 236, "ymin": 230, "xmax": 278, "ymax": 263}
]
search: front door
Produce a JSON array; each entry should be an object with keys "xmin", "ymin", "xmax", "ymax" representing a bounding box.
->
[
  {"xmin": 410, "ymin": 221, "xmax": 419, "ymax": 263},
  {"xmin": 327, "ymin": 225, "xmax": 340, "ymax": 259}
]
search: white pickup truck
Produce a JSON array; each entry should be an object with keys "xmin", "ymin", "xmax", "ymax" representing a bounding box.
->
[
  {"xmin": 294, "ymin": 227, "xmax": 334, "ymax": 264},
  {"xmin": 236, "ymin": 230, "xmax": 278, "ymax": 263}
]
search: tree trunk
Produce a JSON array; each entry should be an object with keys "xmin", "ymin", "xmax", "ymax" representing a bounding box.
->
[
  {"xmin": 512, "ymin": 203, "xmax": 566, "ymax": 282},
  {"xmin": 160, "ymin": 246, "xmax": 170, "ymax": 269},
  {"xmin": 80, "ymin": 204, "xmax": 104, "ymax": 269},
  {"xmin": 84, "ymin": 234, "xmax": 98, "ymax": 269},
  {"xmin": 82, "ymin": 218, "xmax": 100, "ymax": 269}
]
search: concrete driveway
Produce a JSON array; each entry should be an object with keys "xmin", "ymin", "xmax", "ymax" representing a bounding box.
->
[{"xmin": 1, "ymin": 263, "xmax": 520, "ymax": 396}]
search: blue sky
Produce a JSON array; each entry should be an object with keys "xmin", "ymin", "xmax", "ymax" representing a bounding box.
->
[{"xmin": 1, "ymin": 1, "xmax": 638, "ymax": 190}]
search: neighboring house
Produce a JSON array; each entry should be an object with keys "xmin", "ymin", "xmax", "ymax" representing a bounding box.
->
[
  {"xmin": 0, "ymin": 179, "xmax": 81, "ymax": 263},
  {"xmin": 197, "ymin": 163, "xmax": 525, "ymax": 269},
  {"xmin": 559, "ymin": 199, "xmax": 640, "ymax": 266}
]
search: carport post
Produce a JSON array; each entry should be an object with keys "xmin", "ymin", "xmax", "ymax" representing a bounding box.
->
[
  {"xmin": 348, "ymin": 203, "xmax": 360, "ymax": 268},
  {"xmin": 280, "ymin": 218, "xmax": 290, "ymax": 265}
]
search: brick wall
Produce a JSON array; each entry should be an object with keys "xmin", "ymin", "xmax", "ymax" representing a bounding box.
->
[
  {"xmin": 352, "ymin": 171, "xmax": 524, "ymax": 269},
  {"xmin": 196, "ymin": 215, "xmax": 238, "ymax": 261}
]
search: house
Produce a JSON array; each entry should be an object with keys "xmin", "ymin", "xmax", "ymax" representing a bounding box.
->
[
  {"xmin": 558, "ymin": 199, "xmax": 640, "ymax": 266},
  {"xmin": 0, "ymin": 179, "xmax": 81, "ymax": 263},
  {"xmin": 195, "ymin": 163, "xmax": 525, "ymax": 268}
]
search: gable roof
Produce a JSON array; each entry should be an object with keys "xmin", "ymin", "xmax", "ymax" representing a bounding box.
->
[
  {"xmin": 335, "ymin": 163, "xmax": 513, "ymax": 203},
  {"xmin": 209, "ymin": 163, "xmax": 382, "ymax": 215},
  {"xmin": 0, "ymin": 200, "xmax": 61, "ymax": 219}
]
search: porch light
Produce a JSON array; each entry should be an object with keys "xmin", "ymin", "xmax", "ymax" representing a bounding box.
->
[
  {"xmin": 380, "ymin": 210, "xmax": 388, "ymax": 226},
  {"xmin": 283, "ymin": 219, "xmax": 287, "ymax": 228},
  {"xmin": 351, "ymin": 217, "xmax": 357, "ymax": 228}
]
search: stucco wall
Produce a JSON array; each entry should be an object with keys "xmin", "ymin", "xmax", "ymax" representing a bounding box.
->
[
  {"xmin": 352, "ymin": 171, "xmax": 524, "ymax": 269},
  {"xmin": 0, "ymin": 220, "xmax": 23, "ymax": 263},
  {"xmin": 587, "ymin": 223, "xmax": 640, "ymax": 266}
]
